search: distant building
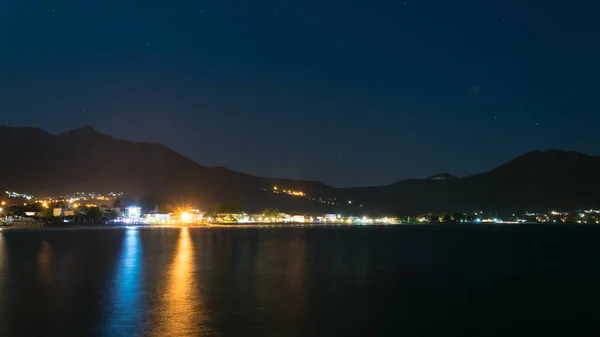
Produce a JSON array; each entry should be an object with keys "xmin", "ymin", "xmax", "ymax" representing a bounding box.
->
[
  {"xmin": 145, "ymin": 213, "xmax": 171, "ymax": 224},
  {"xmin": 324, "ymin": 214, "xmax": 338, "ymax": 222},
  {"xmin": 53, "ymin": 208, "xmax": 74, "ymax": 216},
  {"xmin": 100, "ymin": 206, "xmax": 121, "ymax": 218},
  {"xmin": 250, "ymin": 214, "xmax": 264, "ymax": 222},
  {"xmin": 288, "ymin": 215, "xmax": 305, "ymax": 223}
]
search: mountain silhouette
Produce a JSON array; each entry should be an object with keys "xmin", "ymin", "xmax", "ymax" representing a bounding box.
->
[
  {"xmin": 340, "ymin": 150, "xmax": 600, "ymax": 214},
  {"xmin": 0, "ymin": 126, "xmax": 598, "ymax": 214},
  {"xmin": 0, "ymin": 126, "xmax": 334, "ymax": 212}
]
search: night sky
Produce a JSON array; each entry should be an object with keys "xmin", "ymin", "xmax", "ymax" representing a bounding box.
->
[{"xmin": 1, "ymin": 1, "xmax": 599, "ymax": 187}]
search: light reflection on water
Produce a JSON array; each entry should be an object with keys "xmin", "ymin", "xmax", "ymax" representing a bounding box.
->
[
  {"xmin": 154, "ymin": 227, "xmax": 212, "ymax": 336},
  {"xmin": 104, "ymin": 227, "xmax": 145, "ymax": 336},
  {"xmin": 37, "ymin": 240, "xmax": 53, "ymax": 284},
  {"xmin": 1, "ymin": 226, "xmax": 599, "ymax": 336}
]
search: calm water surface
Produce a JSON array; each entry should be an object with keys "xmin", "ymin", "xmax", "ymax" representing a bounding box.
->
[{"xmin": 0, "ymin": 225, "xmax": 599, "ymax": 336}]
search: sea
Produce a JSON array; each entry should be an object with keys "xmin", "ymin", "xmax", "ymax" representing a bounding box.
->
[{"xmin": 0, "ymin": 224, "xmax": 598, "ymax": 336}]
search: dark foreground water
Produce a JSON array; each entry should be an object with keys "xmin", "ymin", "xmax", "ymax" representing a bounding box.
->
[{"xmin": 0, "ymin": 225, "xmax": 599, "ymax": 336}]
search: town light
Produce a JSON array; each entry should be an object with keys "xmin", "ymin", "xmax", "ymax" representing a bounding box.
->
[
  {"xmin": 126, "ymin": 206, "xmax": 141, "ymax": 218},
  {"xmin": 181, "ymin": 211, "xmax": 192, "ymax": 223}
]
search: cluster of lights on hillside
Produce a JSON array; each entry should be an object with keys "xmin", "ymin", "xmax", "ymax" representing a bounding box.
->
[
  {"xmin": 272, "ymin": 186, "xmax": 305, "ymax": 197},
  {"xmin": 5, "ymin": 191, "xmax": 33, "ymax": 200},
  {"xmin": 4, "ymin": 191, "xmax": 123, "ymax": 207},
  {"xmin": 268, "ymin": 186, "xmax": 362, "ymax": 208}
]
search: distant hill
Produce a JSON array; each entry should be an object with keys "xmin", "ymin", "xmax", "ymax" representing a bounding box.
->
[
  {"xmin": 339, "ymin": 150, "xmax": 600, "ymax": 215},
  {"xmin": 0, "ymin": 126, "xmax": 337, "ymax": 212},
  {"xmin": 0, "ymin": 125, "xmax": 598, "ymax": 215}
]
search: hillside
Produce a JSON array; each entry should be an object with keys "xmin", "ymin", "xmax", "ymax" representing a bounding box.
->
[
  {"xmin": 340, "ymin": 150, "xmax": 600, "ymax": 215},
  {"xmin": 1, "ymin": 125, "xmax": 599, "ymax": 215},
  {"xmin": 0, "ymin": 126, "xmax": 336, "ymax": 212}
]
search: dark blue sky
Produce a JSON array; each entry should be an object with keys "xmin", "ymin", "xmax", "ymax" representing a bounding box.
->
[{"xmin": 1, "ymin": 0, "xmax": 599, "ymax": 186}]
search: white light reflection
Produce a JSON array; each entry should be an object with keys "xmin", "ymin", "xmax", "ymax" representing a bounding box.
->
[{"xmin": 104, "ymin": 228, "xmax": 144, "ymax": 335}]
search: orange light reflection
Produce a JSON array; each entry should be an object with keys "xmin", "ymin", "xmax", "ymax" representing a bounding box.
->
[
  {"xmin": 37, "ymin": 240, "xmax": 53, "ymax": 284},
  {"xmin": 155, "ymin": 227, "xmax": 210, "ymax": 336}
]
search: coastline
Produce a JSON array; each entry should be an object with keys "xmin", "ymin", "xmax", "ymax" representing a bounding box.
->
[
  {"xmin": 0, "ymin": 221, "xmax": 407, "ymax": 231},
  {"xmin": 0, "ymin": 221, "xmax": 574, "ymax": 231}
]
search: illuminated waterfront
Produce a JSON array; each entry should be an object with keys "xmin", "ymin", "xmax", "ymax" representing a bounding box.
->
[{"xmin": 3, "ymin": 190, "xmax": 600, "ymax": 228}]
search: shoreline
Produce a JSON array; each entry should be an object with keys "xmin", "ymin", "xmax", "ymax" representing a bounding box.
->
[
  {"xmin": 0, "ymin": 222, "xmax": 398, "ymax": 231},
  {"xmin": 0, "ymin": 221, "xmax": 585, "ymax": 231}
]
